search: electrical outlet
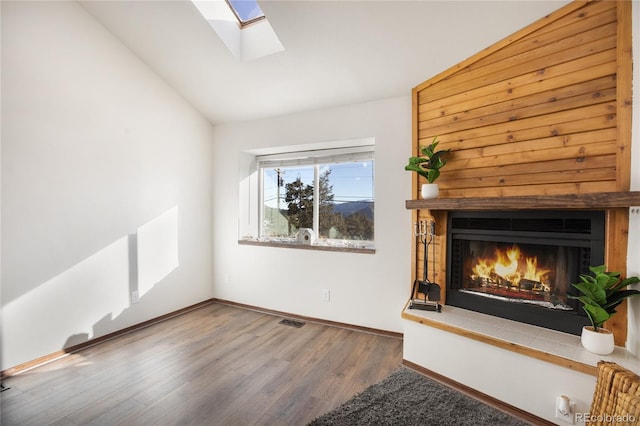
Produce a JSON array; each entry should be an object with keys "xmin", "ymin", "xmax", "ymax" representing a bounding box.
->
[
  {"xmin": 555, "ymin": 395, "xmax": 575, "ymax": 424},
  {"xmin": 131, "ymin": 290, "xmax": 140, "ymax": 304},
  {"xmin": 322, "ymin": 289, "xmax": 330, "ymax": 302}
]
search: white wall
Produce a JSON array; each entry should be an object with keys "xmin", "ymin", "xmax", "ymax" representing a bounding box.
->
[
  {"xmin": 212, "ymin": 96, "xmax": 412, "ymax": 333},
  {"xmin": 405, "ymin": 2, "xmax": 640, "ymax": 423},
  {"xmin": 1, "ymin": 1, "xmax": 214, "ymax": 370}
]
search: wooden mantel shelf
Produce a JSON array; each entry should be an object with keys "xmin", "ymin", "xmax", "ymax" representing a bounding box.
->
[{"xmin": 406, "ymin": 191, "xmax": 640, "ymax": 211}]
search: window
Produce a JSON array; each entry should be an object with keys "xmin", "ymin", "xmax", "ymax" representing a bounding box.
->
[
  {"xmin": 257, "ymin": 145, "xmax": 375, "ymax": 250},
  {"xmin": 226, "ymin": 0, "xmax": 265, "ymax": 27}
]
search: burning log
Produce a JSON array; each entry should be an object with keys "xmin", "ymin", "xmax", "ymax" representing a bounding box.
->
[
  {"xmin": 519, "ymin": 278, "xmax": 538, "ymax": 291},
  {"xmin": 490, "ymin": 271, "xmax": 512, "ymax": 288},
  {"xmin": 468, "ymin": 276, "xmax": 491, "ymax": 288}
]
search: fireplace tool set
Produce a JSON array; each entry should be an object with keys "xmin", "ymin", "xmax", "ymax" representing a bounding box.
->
[{"xmin": 409, "ymin": 219, "xmax": 442, "ymax": 312}]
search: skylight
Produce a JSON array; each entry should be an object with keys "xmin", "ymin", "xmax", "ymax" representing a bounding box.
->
[
  {"xmin": 191, "ymin": 0, "xmax": 284, "ymax": 61},
  {"xmin": 226, "ymin": 0, "xmax": 265, "ymax": 27}
]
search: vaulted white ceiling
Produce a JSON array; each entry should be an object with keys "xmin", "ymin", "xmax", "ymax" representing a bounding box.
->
[{"xmin": 80, "ymin": 0, "xmax": 570, "ymax": 125}]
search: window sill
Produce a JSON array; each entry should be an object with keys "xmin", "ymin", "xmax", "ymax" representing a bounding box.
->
[{"xmin": 238, "ymin": 239, "xmax": 375, "ymax": 254}]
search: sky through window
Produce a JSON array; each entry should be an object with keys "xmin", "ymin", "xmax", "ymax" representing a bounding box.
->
[{"xmin": 227, "ymin": 0, "xmax": 265, "ymax": 26}]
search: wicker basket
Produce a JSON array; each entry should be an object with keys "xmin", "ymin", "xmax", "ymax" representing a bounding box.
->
[{"xmin": 588, "ymin": 361, "xmax": 640, "ymax": 425}]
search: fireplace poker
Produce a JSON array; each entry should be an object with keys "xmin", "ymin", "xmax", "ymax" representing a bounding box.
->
[{"xmin": 409, "ymin": 220, "xmax": 442, "ymax": 312}]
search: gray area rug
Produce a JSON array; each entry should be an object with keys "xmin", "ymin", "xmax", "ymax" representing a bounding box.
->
[{"xmin": 308, "ymin": 368, "xmax": 529, "ymax": 426}]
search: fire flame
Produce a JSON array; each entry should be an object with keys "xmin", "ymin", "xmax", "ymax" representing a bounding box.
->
[
  {"xmin": 472, "ymin": 245, "xmax": 550, "ymax": 287},
  {"xmin": 494, "ymin": 246, "xmax": 520, "ymax": 278}
]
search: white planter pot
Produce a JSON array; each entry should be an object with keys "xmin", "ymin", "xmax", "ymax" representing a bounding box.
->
[
  {"xmin": 581, "ymin": 326, "xmax": 615, "ymax": 355},
  {"xmin": 421, "ymin": 183, "xmax": 439, "ymax": 199}
]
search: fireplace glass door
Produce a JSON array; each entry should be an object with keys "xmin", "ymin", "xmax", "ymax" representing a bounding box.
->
[{"xmin": 446, "ymin": 210, "xmax": 605, "ymax": 335}]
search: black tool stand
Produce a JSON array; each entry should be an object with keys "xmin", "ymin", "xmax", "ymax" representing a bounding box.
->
[
  {"xmin": 409, "ymin": 281, "xmax": 442, "ymax": 312},
  {"xmin": 409, "ymin": 220, "xmax": 442, "ymax": 312}
]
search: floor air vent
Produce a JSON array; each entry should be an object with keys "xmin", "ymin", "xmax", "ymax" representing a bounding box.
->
[{"xmin": 279, "ymin": 319, "xmax": 305, "ymax": 328}]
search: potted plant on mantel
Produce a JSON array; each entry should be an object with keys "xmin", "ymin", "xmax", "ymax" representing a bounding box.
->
[
  {"xmin": 570, "ymin": 265, "xmax": 640, "ymax": 355},
  {"xmin": 404, "ymin": 136, "xmax": 450, "ymax": 199}
]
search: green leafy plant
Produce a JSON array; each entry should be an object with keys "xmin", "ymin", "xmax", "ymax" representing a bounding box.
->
[
  {"xmin": 569, "ymin": 265, "xmax": 640, "ymax": 332},
  {"xmin": 404, "ymin": 137, "xmax": 450, "ymax": 184}
]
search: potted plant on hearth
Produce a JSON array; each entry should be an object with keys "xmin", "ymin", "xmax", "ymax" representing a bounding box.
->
[
  {"xmin": 404, "ymin": 136, "xmax": 450, "ymax": 199},
  {"xmin": 569, "ymin": 265, "xmax": 640, "ymax": 355}
]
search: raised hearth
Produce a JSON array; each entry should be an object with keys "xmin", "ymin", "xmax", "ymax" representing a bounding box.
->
[{"xmin": 402, "ymin": 302, "xmax": 640, "ymax": 375}]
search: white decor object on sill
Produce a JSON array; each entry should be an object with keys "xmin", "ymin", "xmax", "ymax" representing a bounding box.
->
[
  {"xmin": 581, "ymin": 326, "xmax": 615, "ymax": 355},
  {"xmin": 297, "ymin": 228, "xmax": 316, "ymax": 245},
  {"xmin": 421, "ymin": 183, "xmax": 439, "ymax": 199}
]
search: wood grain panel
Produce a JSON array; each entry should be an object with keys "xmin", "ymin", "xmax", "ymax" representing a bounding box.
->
[
  {"xmin": 418, "ymin": 48, "xmax": 616, "ymax": 109},
  {"xmin": 421, "ymin": 84, "xmax": 616, "ymax": 138},
  {"xmin": 423, "ymin": 25, "xmax": 617, "ymax": 103},
  {"xmin": 406, "ymin": 192, "xmax": 640, "ymax": 211},
  {"xmin": 413, "ymin": 1, "xmax": 590, "ymax": 93},
  {"xmin": 444, "ymin": 139, "xmax": 616, "ymax": 171},
  {"xmin": 418, "ymin": 60, "xmax": 617, "ymax": 121},
  {"xmin": 604, "ymin": 208, "xmax": 630, "ymax": 346},
  {"xmin": 447, "ymin": 129, "xmax": 616, "ymax": 160},
  {"xmin": 442, "ymin": 181, "xmax": 618, "ymax": 199},
  {"xmin": 444, "ymin": 168, "xmax": 615, "ymax": 191},
  {"xmin": 615, "ymin": 0, "xmax": 633, "ymax": 191},
  {"xmin": 429, "ymin": 102, "xmax": 616, "ymax": 148},
  {"xmin": 470, "ymin": 1, "xmax": 616, "ymax": 70}
]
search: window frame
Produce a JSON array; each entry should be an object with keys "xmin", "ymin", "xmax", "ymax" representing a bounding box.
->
[
  {"xmin": 225, "ymin": 0, "xmax": 266, "ymax": 28},
  {"xmin": 248, "ymin": 144, "xmax": 375, "ymax": 253}
]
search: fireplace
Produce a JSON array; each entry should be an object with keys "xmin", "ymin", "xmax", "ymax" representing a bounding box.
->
[{"xmin": 446, "ymin": 210, "xmax": 605, "ymax": 335}]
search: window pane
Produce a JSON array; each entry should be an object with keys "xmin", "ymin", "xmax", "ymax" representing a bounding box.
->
[
  {"xmin": 318, "ymin": 160, "xmax": 374, "ymax": 242},
  {"xmin": 263, "ymin": 165, "xmax": 314, "ymax": 238},
  {"xmin": 258, "ymin": 149, "xmax": 375, "ymax": 249},
  {"xmin": 227, "ymin": 0, "xmax": 265, "ymax": 24}
]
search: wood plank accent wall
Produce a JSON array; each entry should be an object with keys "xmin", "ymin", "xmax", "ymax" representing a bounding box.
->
[{"xmin": 410, "ymin": 0, "xmax": 633, "ymax": 345}]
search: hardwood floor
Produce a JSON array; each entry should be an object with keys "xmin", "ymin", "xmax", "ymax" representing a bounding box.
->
[{"xmin": 1, "ymin": 302, "xmax": 403, "ymax": 425}]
